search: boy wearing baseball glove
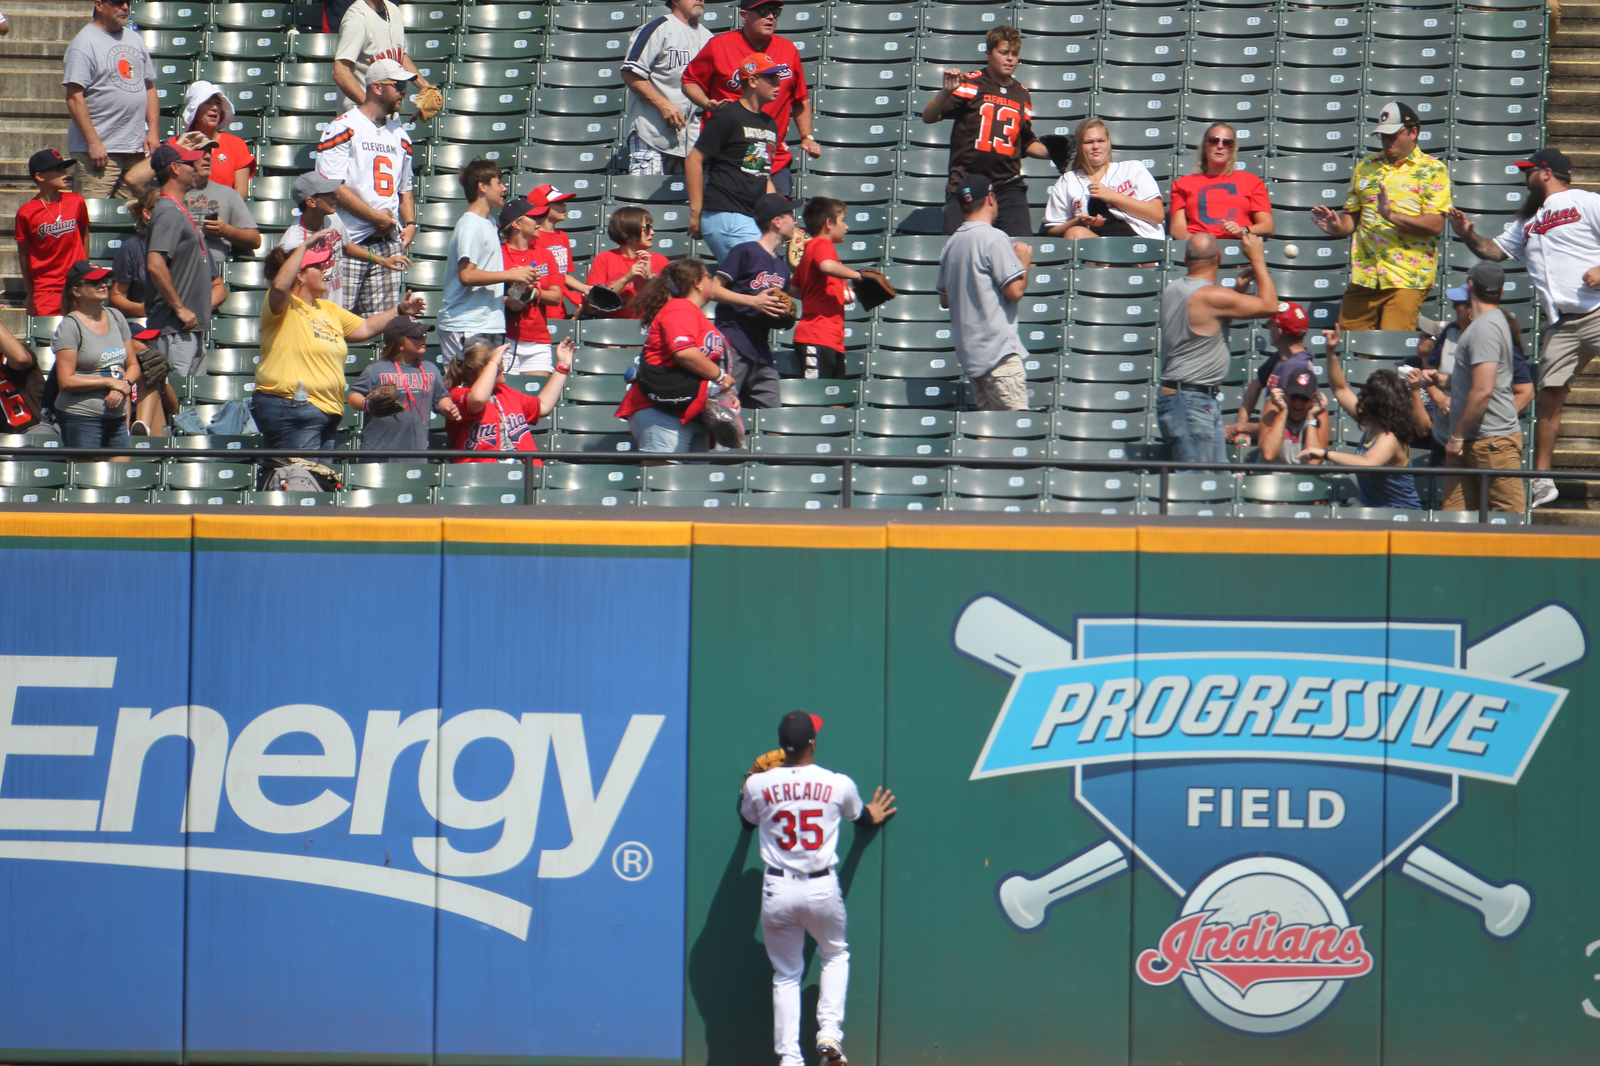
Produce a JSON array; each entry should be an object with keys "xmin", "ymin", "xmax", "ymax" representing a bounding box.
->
[{"xmin": 707, "ymin": 192, "xmax": 798, "ymax": 409}]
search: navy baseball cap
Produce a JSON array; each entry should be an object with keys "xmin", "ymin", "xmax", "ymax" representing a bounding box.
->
[
  {"xmin": 754, "ymin": 193, "xmax": 794, "ymax": 226},
  {"xmin": 28, "ymin": 148, "xmax": 76, "ymax": 176},
  {"xmin": 498, "ymin": 197, "xmax": 536, "ymax": 228},
  {"xmin": 958, "ymin": 174, "xmax": 993, "ymax": 206},
  {"xmin": 1515, "ymin": 148, "xmax": 1571, "ymax": 180},
  {"xmin": 778, "ymin": 710, "xmax": 824, "ymax": 752},
  {"xmin": 1285, "ymin": 368, "xmax": 1318, "ymax": 399}
]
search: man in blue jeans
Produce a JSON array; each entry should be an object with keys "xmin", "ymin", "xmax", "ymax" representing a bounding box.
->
[
  {"xmin": 1158, "ymin": 231, "xmax": 1279, "ymax": 463},
  {"xmin": 686, "ymin": 52, "xmax": 781, "ymax": 261}
]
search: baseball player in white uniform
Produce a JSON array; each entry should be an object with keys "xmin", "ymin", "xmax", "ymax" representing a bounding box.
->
[
  {"xmin": 740, "ymin": 712, "xmax": 897, "ymax": 1066},
  {"xmin": 1450, "ymin": 147, "xmax": 1600, "ymax": 509},
  {"xmin": 316, "ymin": 57, "xmax": 416, "ymax": 316}
]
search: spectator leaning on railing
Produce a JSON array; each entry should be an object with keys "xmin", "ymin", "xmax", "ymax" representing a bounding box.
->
[
  {"xmin": 1312, "ymin": 101, "xmax": 1450, "ymax": 333},
  {"xmin": 63, "ymin": 0, "xmax": 158, "ymax": 200}
]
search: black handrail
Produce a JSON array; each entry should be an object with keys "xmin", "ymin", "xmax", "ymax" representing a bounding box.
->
[{"xmin": 0, "ymin": 446, "xmax": 1579, "ymax": 525}]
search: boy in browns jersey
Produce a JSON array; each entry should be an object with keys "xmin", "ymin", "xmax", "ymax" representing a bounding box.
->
[
  {"xmin": 921, "ymin": 25, "xmax": 1054, "ymax": 237},
  {"xmin": 739, "ymin": 711, "xmax": 897, "ymax": 1066}
]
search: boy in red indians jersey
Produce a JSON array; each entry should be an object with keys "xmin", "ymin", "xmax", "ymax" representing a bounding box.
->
[
  {"xmin": 921, "ymin": 25, "xmax": 1053, "ymax": 238},
  {"xmin": 739, "ymin": 711, "xmax": 897, "ymax": 1066}
]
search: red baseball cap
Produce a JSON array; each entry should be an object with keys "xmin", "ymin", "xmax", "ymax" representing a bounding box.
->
[
  {"xmin": 132, "ymin": 328, "xmax": 161, "ymax": 342},
  {"xmin": 1269, "ymin": 301, "xmax": 1309, "ymax": 337},
  {"xmin": 738, "ymin": 52, "xmax": 792, "ymax": 80},
  {"xmin": 527, "ymin": 184, "xmax": 575, "ymax": 214},
  {"xmin": 301, "ymin": 243, "xmax": 335, "ymax": 269}
]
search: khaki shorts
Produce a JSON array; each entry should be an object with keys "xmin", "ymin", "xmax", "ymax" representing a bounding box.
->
[
  {"xmin": 70, "ymin": 151, "xmax": 145, "ymax": 200},
  {"xmin": 970, "ymin": 353, "xmax": 1029, "ymax": 411},
  {"xmin": 1538, "ymin": 307, "xmax": 1600, "ymax": 389},
  {"xmin": 1441, "ymin": 432, "xmax": 1525, "ymax": 513},
  {"xmin": 1338, "ymin": 284, "xmax": 1426, "ymax": 333}
]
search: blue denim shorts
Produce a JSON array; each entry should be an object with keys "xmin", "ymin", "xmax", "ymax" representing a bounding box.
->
[{"xmin": 628, "ymin": 404, "xmax": 709, "ymax": 454}]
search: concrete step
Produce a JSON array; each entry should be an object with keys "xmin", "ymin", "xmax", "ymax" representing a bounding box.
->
[
  {"xmin": 1553, "ymin": 437, "xmax": 1600, "ymax": 467},
  {"xmin": 1532, "ymin": 507, "xmax": 1600, "ymax": 525},
  {"xmin": 1552, "ymin": 477, "xmax": 1600, "ymax": 504}
]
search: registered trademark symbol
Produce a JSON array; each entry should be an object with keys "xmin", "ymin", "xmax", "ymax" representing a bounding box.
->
[{"xmin": 612, "ymin": 841, "xmax": 652, "ymax": 881}]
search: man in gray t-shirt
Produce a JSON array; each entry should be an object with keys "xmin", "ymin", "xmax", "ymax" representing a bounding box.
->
[
  {"xmin": 63, "ymin": 0, "xmax": 157, "ymax": 198},
  {"xmin": 937, "ymin": 176, "xmax": 1033, "ymax": 411},
  {"xmin": 145, "ymin": 142, "xmax": 214, "ymax": 378},
  {"xmin": 1444, "ymin": 261, "xmax": 1525, "ymax": 512},
  {"xmin": 622, "ymin": 0, "xmax": 713, "ymax": 175}
]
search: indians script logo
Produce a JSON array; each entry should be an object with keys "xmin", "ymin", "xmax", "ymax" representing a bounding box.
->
[
  {"xmin": 957, "ymin": 597, "xmax": 1585, "ymax": 1035},
  {"xmin": 1530, "ymin": 206, "xmax": 1581, "ymax": 235}
]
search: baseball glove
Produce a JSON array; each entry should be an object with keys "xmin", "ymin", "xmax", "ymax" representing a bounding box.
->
[
  {"xmin": 1039, "ymin": 133, "xmax": 1077, "ymax": 175},
  {"xmin": 135, "ymin": 344, "xmax": 169, "ymax": 392},
  {"xmin": 769, "ymin": 288, "xmax": 797, "ymax": 332},
  {"xmin": 412, "ymin": 84, "xmax": 443, "ymax": 122},
  {"xmin": 366, "ymin": 383, "xmax": 404, "ymax": 418},
  {"xmin": 787, "ymin": 228, "xmax": 811, "ymax": 269},
  {"xmin": 854, "ymin": 267, "xmax": 897, "ymax": 311},
  {"xmin": 748, "ymin": 749, "xmax": 786, "ymax": 776}
]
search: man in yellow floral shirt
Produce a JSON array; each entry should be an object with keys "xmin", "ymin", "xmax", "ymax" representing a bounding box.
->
[{"xmin": 1311, "ymin": 101, "xmax": 1451, "ymax": 332}]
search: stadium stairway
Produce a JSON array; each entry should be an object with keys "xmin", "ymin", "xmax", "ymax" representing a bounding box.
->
[
  {"xmin": 0, "ymin": 1, "xmax": 83, "ymax": 334},
  {"xmin": 1540, "ymin": 2, "xmax": 1600, "ymax": 523}
]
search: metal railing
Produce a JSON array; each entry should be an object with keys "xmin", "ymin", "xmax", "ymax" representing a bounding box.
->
[{"xmin": 0, "ymin": 446, "xmax": 1580, "ymax": 525}]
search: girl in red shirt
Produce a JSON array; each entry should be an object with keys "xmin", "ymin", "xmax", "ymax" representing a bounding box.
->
[
  {"xmin": 1168, "ymin": 122, "xmax": 1274, "ymax": 239},
  {"xmin": 585, "ymin": 206, "xmax": 669, "ymax": 318},
  {"xmin": 181, "ymin": 82, "xmax": 256, "ymax": 197},
  {"xmin": 613, "ymin": 259, "xmax": 733, "ymax": 457},
  {"xmin": 445, "ymin": 336, "xmax": 573, "ymax": 462}
]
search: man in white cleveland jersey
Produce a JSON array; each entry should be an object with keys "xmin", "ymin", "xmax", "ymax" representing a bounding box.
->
[
  {"xmin": 1451, "ymin": 147, "xmax": 1600, "ymax": 509},
  {"xmin": 316, "ymin": 58, "xmax": 416, "ymax": 315},
  {"xmin": 739, "ymin": 711, "xmax": 897, "ymax": 1066}
]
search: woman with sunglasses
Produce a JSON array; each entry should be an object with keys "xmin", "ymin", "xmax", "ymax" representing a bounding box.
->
[
  {"xmin": 585, "ymin": 206, "xmax": 669, "ymax": 318},
  {"xmin": 1042, "ymin": 118, "xmax": 1165, "ymax": 240},
  {"xmin": 1169, "ymin": 123, "xmax": 1274, "ymax": 239},
  {"xmin": 50, "ymin": 260, "xmax": 136, "ymax": 451}
]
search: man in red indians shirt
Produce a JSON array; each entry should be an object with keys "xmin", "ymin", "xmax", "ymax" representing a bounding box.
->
[{"xmin": 681, "ymin": 0, "xmax": 817, "ymax": 199}]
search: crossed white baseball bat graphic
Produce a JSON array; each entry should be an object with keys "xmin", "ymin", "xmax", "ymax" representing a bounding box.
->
[{"xmin": 955, "ymin": 597, "xmax": 1587, "ymax": 939}]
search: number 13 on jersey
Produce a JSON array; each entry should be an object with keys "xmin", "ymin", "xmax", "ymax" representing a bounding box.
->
[{"xmin": 976, "ymin": 102, "xmax": 1022, "ymax": 155}]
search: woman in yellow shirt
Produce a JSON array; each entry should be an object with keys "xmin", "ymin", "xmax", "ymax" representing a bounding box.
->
[{"xmin": 252, "ymin": 233, "xmax": 425, "ymax": 450}]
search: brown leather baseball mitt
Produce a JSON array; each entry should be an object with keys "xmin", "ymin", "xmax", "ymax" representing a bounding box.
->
[
  {"xmin": 787, "ymin": 228, "xmax": 810, "ymax": 269},
  {"xmin": 366, "ymin": 383, "xmax": 404, "ymax": 418},
  {"xmin": 412, "ymin": 84, "xmax": 443, "ymax": 121},
  {"xmin": 855, "ymin": 267, "xmax": 897, "ymax": 311},
  {"xmin": 770, "ymin": 288, "xmax": 797, "ymax": 331},
  {"xmin": 748, "ymin": 749, "xmax": 786, "ymax": 776}
]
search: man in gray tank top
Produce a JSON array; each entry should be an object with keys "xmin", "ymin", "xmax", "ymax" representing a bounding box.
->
[{"xmin": 1158, "ymin": 232, "xmax": 1280, "ymax": 462}]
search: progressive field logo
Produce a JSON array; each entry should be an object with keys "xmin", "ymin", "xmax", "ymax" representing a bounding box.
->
[{"xmin": 957, "ymin": 598, "xmax": 1584, "ymax": 1034}]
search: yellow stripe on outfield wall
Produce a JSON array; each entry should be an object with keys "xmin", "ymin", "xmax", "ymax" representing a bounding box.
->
[
  {"xmin": 1391, "ymin": 530, "xmax": 1600, "ymax": 559},
  {"xmin": 0, "ymin": 513, "xmax": 190, "ymax": 539},
  {"xmin": 1139, "ymin": 526, "xmax": 1388, "ymax": 555},
  {"xmin": 693, "ymin": 524, "xmax": 887, "ymax": 549},
  {"xmin": 194, "ymin": 515, "xmax": 442, "ymax": 543},
  {"xmin": 887, "ymin": 526, "xmax": 1136, "ymax": 552},
  {"xmin": 444, "ymin": 519, "xmax": 693, "ymax": 546}
]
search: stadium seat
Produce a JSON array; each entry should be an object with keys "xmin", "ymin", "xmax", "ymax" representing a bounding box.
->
[
  {"xmin": 825, "ymin": 35, "xmax": 914, "ymax": 65},
  {"xmin": 1065, "ymin": 326, "xmax": 1158, "ymax": 356},
  {"xmin": 449, "ymin": 86, "xmax": 535, "ymax": 114},
  {"xmin": 758, "ymin": 409, "xmax": 856, "ymax": 437},
  {"xmin": 1069, "ymin": 297, "xmax": 1160, "ymax": 327},
  {"xmin": 138, "ymin": 29, "xmax": 203, "ymax": 56},
  {"xmin": 273, "ymin": 85, "xmax": 345, "ymax": 115},
  {"xmin": 1053, "ymin": 410, "xmax": 1145, "ymax": 442},
  {"xmin": 1266, "ymin": 156, "xmax": 1355, "ymax": 184},
  {"xmin": 1453, "ymin": 125, "xmax": 1539, "ymax": 157},
  {"xmin": 830, "ymin": 5, "xmax": 918, "ymax": 34},
  {"xmin": 1458, "ymin": 40, "xmax": 1543, "ymax": 71},
  {"xmin": 849, "ymin": 466, "xmax": 949, "ymax": 500},
  {"xmin": 1060, "ymin": 355, "xmax": 1154, "ymax": 383},
  {"xmin": 1105, "ymin": 10, "xmax": 1189, "ymax": 38},
  {"xmin": 1046, "ymin": 469, "xmax": 1143, "ymax": 504},
  {"xmin": 208, "ymin": 32, "xmax": 289, "ymax": 60},
  {"xmin": 1073, "ymin": 267, "xmax": 1162, "ymax": 298},
  {"xmin": 458, "ymin": 32, "xmax": 544, "ymax": 62},
  {"xmin": 744, "ymin": 465, "xmax": 843, "ymax": 497},
  {"xmin": 542, "ymin": 464, "xmax": 643, "ymax": 494},
  {"xmin": 1058, "ymin": 383, "xmax": 1149, "ymax": 413}
]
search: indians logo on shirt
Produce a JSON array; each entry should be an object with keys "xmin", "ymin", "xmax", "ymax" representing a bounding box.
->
[
  {"xmin": 36, "ymin": 219, "xmax": 80, "ymax": 239},
  {"xmin": 467, "ymin": 409, "xmax": 533, "ymax": 452},
  {"xmin": 1529, "ymin": 206, "xmax": 1581, "ymax": 236},
  {"xmin": 752, "ymin": 271, "xmax": 786, "ymax": 291},
  {"xmin": 700, "ymin": 328, "xmax": 726, "ymax": 359}
]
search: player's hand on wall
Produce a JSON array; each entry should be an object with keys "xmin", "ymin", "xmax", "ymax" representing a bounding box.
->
[{"xmin": 864, "ymin": 787, "xmax": 898, "ymax": 825}]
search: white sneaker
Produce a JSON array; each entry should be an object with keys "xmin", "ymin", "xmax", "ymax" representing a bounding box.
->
[
  {"xmin": 1530, "ymin": 478, "xmax": 1559, "ymax": 509},
  {"xmin": 817, "ymin": 1037, "xmax": 847, "ymax": 1066}
]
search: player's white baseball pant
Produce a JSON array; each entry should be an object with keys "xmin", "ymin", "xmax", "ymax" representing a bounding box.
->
[{"xmin": 761, "ymin": 869, "xmax": 848, "ymax": 1066}]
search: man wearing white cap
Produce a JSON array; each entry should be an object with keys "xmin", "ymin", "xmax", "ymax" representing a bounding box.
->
[
  {"xmin": 316, "ymin": 58, "xmax": 417, "ymax": 315},
  {"xmin": 1450, "ymin": 146, "xmax": 1600, "ymax": 509},
  {"xmin": 1311, "ymin": 101, "xmax": 1451, "ymax": 333}
]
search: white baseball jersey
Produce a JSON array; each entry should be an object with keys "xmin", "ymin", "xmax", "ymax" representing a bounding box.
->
[
  {"xmin": 741, "ymin": 764, "xmax": 863, "ymax": 876},
  {"xmin": 1043, "ymin": 159, "xmax": 1166, "ymax": 240},
  {"xmin": 335, "ymin": 0, "xmax": 406, "ymax": 109},
  {"xmin": 1493, "ymin": 188, "xmax": 1600, "ymax": 324},
  {"xmin": 316, "ymin": 108, "xmax": 414, "ymax": 244}
]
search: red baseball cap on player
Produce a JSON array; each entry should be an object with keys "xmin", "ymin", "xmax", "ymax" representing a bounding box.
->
[
  {"xmin": 778, "ymin": 710, "xmax": 824, "ymax": 752},
  {"xmin": 738, "ymin": 53, "xmax": 792, "ymax": 81},
  {"xmin": 1269, "ymin": 301, "xmax": 1309, "ymax": 338},
  {"xmin": 527, "ymin": 184, "xmax": 575, "ymax": 214}
]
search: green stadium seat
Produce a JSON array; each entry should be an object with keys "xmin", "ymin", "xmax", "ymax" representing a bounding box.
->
[
  {"xmin": 1466, "ymin": 70, "xmax": 1545, "ymax": 98},
  {"xmin": 1106, "ymin": 9, "xmax": 1189, "ymax": 37},
  {"xmin": 554, "ymin": 3, "xmax": 642, "ymax": 32},
  {"xmin": 402, "ymin": 5, "xmax": 463, "ymax": 31},
  {"xmin": 944, "ymin": 497, "xmax": 1041, "ymax": 514},
  {"xmin": 446, "ymin": 86, "xmax": 535, "ymax": 114},
  {"xmin": 138, "ymin": 3, "xmax": 210, "ymax": 29},
  {"xmin": 158, "ymin": 459, "xmax": 249, "ymax": 491},
  {"xmin": 466, "ymin": 5, "xmax": 550, "ymax": 32},
  {"xmin": 956, "ymin": 411, "xmax": 1051, "ymax": 441},
  {"xmin": 241, "ymin": 490, "xmax": 335, "ymax": 507},
  {"xmin": 1060, "ymin": 355, "xmax": 1153, "ymax": 383},
  {"xmin": 532, "ymin": 86, "xmax": 624, "ymax": 116},
  {"xmin": 208, "ymin": 319, "xmax": 262, "ymax": 349},
  {"xmin": 1455, "ymin": 97, "xmax": 1540, "ymax": 127},
  {"xmin": 1460, "ymin": 11, "xmax": 1545, "ymax": 40},
  {"xmin": 558, "ymin": 375, "xmax": 625, "ymax": 406},
  {"xmin": 777, "ymin": 380, "xmax": 861, "ymax": 407},
  {"xmin": 1070, "ymin": 297, "xmax": 1160, "ymax": 327},
  {"xmin": 1276, "ymin": 40, "xmax": 1366, "ymax": 69},
  {"xmin": 442, "ymin": 464, "xmax": 531, "ymax": 491},
  {"xmin": 1065, "ymin": 326, "xmax": 1158, "ymax": 356},
  {"xmin": 438, "ymin": 485, "xmax": 526, "ymax": 505},
  {"xmin": 578, "ymin": 320, "xmax": 646, "ymax": 349},
  {"xmin": 861, "ymin": 379, "xmax": 961, "ymax": 408},
  {"xmin": 953, "ymin": 438, "xmax": 1052, "ymax": 461},
  {"xmin": 1334, "ymin": 506, "xmax": 1426, "ymax": 523},
  {"xmin": 1266, "ymin": 156, "xmax": 1354, "ymax": 183},
  {"xmin": 342, "ymin": 463, "xmax": 440, "ymax": 490},
  {"xmin": 1371, "ymin": 11, "xmax": 1455, "ymax": 41},
  {"xmin": 852, "ymin": 437, "xmax": 953, "ymax": 458},
  {"xmin": 949, "ymin": 468, "xmax": 1045, "ymax": 500},
  {"xmin": 337, "ymin": 487, "xmax": 431, "ymax": 507},
  {"xmin": 537, "ymin": 464, "xmax": 637, "ymax": 493},
  {"xmin": 208, "ymin": 31, "xmax": 290, "ymax": 59},
  {"xmin": 744, "ymin": 465, "xmax": 843, "ymax": 496},
  {"xmin": 639, "ymin": 490, "xmax": 740, "ymax": 508},
  {"xmin": 739, "ymin": 492, "xmax": 839, "ymax": 510},
  {"xmin": 1094, "ymin": 92, "xmax": 1181, "ymax": 123},
  {"xmin": 830, "ymin": 5, "xmax": 917, "ymax": 34},
  {"xmin": 70, "ymin": 461, "xmax": 160, "ymax": 490},
  {"xmin": 801, "ymin": 174, "xmax": 894, "ymax": 205},
  {"xmin": 1457, "ymin": 40, "xmax": 1543, "ymax": 71},
  {"xmin": 1453, "ymin": 125, "xmax": 1539, "ymax": 157},
  {"xmin": 1058, "ymin": 383, "xmax": 1150, "ymax": 412},
  {"xmin": 452, "ymin": 61, "xmax": 540, "ymax": 89},
  {"xmin": 849, "ymin": 466, "xmax": 948, "ymax": 498},
  {"xmin": 857, "ymin": 408, "xmax": 954, "ymax": 438},
  {"xmin": 750, "ymin": 436, "xmax": 848, "ymax": 456},
  {"xmin": 60, "ymin": 487, "xmax": 150, "ymax": 505},
  {"xmin": 875, "ymin": 295, "xmax": 954, "ymax": 322},
  {"xmin": 816, "ymin": 116, "xmax": 903, "ymax": 149},
  {"xmin": 758, "ymin": 408, "xmax": 856, "ymax": 436},
  {"xmin": 1280, "ymin": 11, "xmax": 1366, "ymax": 40},
  {"xmin": 458, "ymin": 32, "xmax": 543, "ymax": 62},
  {"xmin": 1052, "ymin": 410, "xmax": 1145, "ymax": 442},
  {"xmin": 1047, "ymin": 469, "xmax": 1143, "ymax": 503},
  {"xmin": 0, "ymin": 460, "xmax": 69, "ymax": 488},
  {"xmin": 137, "ymin": 29, "xmax": 203, "ymax": 56},
  {"xmin": 536, "ymin": 487, "xmax": 638, "ymax": 505},
  {"xmin": 1073, "ymin": 267, "xmax": 1162, "ymax": 298},
  {"xmin": 150, "ymin": 57, "xmax": 196, "ymax": 90},
  {"xmin": 640, "ymin": 467, "xmax": 744, "ymax": 495},
  {"xmin": 825, "ymin": 34, "xmax": 914, "ymax": 65},
  {"xmin": 1268, "ymin": 181, "xmax": 1346, "ymax": 211},
  {"xmin": 215, "ymin": 290, "xmax": 264, "ymax": 319},
  {"xmin": 867, "ymin": 351, "xmax": 959, "ymax": 381},
  {"xmin": 1269, "ymin": 123, "xmax": 1361, "ymax": 154},
  {"xmin": 1194, "ymin": 10, "xmax": 1279, "ymax": 39}
]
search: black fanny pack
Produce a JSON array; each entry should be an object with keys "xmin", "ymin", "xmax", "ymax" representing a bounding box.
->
[{"xmin": 636, "ymin": 360, "xmax": 703, "ymax": 410}]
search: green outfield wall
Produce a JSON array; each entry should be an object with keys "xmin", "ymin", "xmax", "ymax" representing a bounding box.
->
[{"xmin": 0, "ymin": 513, "xmax": 1595, "ymax": 1066}]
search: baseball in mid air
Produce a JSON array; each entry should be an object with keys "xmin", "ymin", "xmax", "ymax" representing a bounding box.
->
[{"xmin": 1285, "ymin": 244, "xmax": 1300, "ymax": 259}]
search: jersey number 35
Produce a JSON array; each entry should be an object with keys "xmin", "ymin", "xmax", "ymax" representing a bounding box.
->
[{"xmin": 774, "ymin": 808, "xmax": 824, "ymax": 851}]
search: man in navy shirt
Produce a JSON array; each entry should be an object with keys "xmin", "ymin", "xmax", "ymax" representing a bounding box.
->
[{"xmin": 710, "ymin": 192, "xmax": 796, "ymax": 408}]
